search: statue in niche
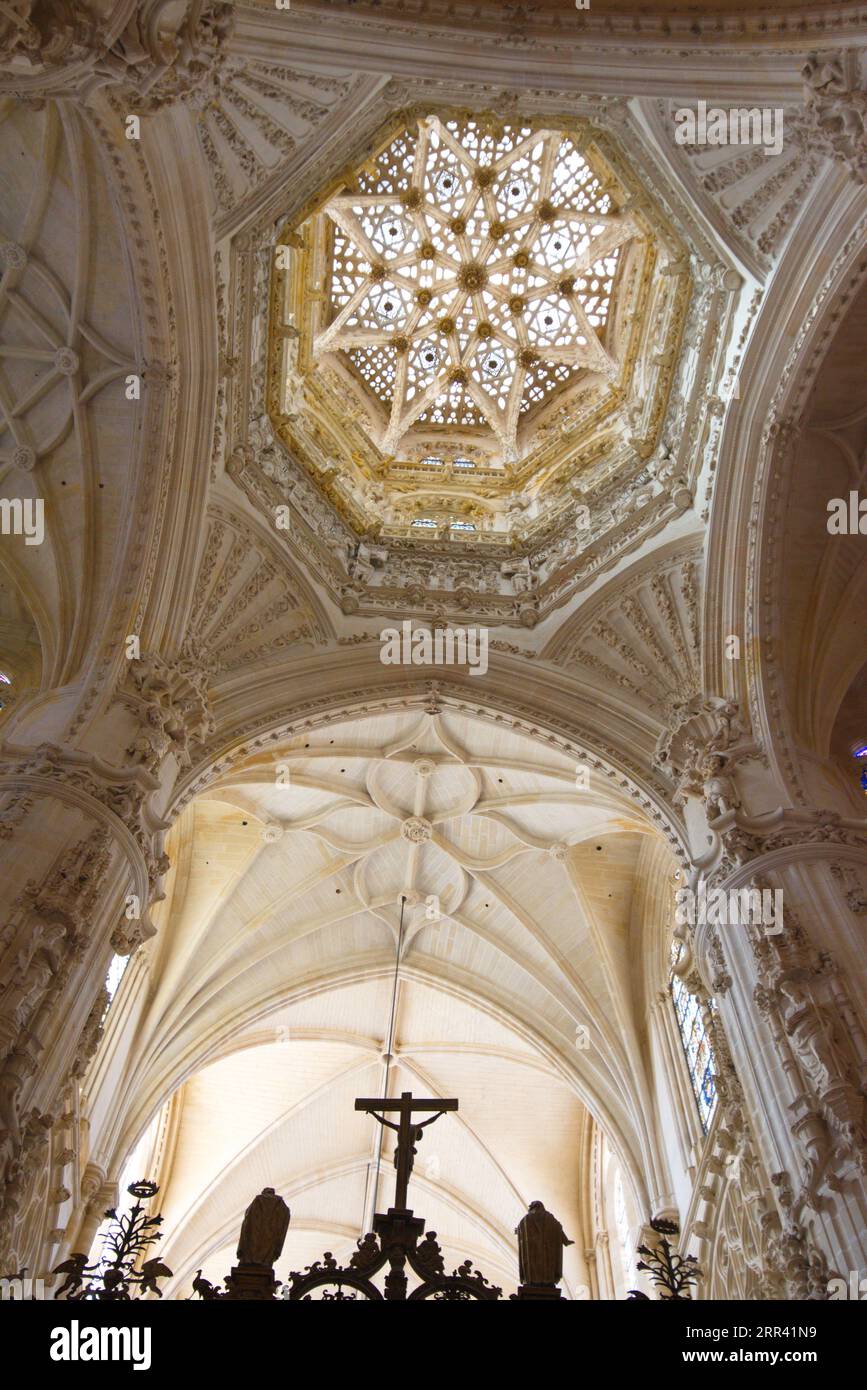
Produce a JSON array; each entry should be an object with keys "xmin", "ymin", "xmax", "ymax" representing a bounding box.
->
[
  {"xmin": 778, "ymin": 975, "xmax": 853, "ymax": 1097},
  {"xmin": 236, "ymin": 1187, "xmax": 291, "ymax": 1267},
  {"xmin": 515, "ymin": 1200, "xmax": 574, "ymax": 1287},
  {"xmin": 0, "ymin": 923, "xmax": 65, "ymax": 1033},
  {"xmin": 500, "ymin": 556, "xmax": 534, "ymax": 596}
]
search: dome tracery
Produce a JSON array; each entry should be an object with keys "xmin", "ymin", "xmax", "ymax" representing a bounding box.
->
[
  {"xmin": 269, "ymin": 107, "xmax": 689, "ymax": 565},
  {"xmin": 250, "ymin": 100, "xmax": 730, "ymax": 632},
  {"xmin": 315, "ymin": 115, "xmax": 629, "ymax": 459}
]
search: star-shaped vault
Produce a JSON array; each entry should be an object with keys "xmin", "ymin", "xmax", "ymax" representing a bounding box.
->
[{"xmin": 313, "ymin": 116, "xmax": 637, "ymax": 461}]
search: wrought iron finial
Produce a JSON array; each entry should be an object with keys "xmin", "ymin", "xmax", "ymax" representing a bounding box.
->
[{"xmin": 627, "ymin": 1217, "xmax": 703, "ymax": 1300}]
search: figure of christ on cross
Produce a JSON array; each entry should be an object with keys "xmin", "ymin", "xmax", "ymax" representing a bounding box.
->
[{"xmin": 355, "ymin": 1091, "xmax": 458, "ymax": 1211}]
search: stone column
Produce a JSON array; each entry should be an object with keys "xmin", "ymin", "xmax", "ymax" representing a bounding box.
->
[
  {"xmin": 71, "ymin": 1166, "xmax": 119, "ymax": 1263},
  {"xmin": 656, "ymin": 694, "xmax": 867, "ymax": 1291},
  {"xmin": 0, "ymin": 645, "xmax": 214, "ymax": 1272}
]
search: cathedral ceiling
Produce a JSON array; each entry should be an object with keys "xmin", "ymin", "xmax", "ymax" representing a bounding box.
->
[
  {"xmin": 219, "ymin": 43, "xmax": 746, "ymax": 632},
  {"xmin": 100, "ymin": 706, "xmax": 677, "ymax": 1291},
  {"xmin": 268, "ymin": 107, "xmax": 686, "ymax": 556},
  {"xmin": 781, "ymin": 279, "xmax": 867, "ymax": 792},
  {"xmin": 2, "ymin": 0, "xmax": 860, "ymax": 701},
  {"xmin": 0, "ymin": 97, "xmax": 146, "ymax": 693},
  {"xmin": 0, "ymin": 0, "xmax": 865, "ymax": 1298}
]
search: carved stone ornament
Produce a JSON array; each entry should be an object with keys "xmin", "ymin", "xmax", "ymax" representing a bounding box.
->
[
  {"xmin": 0, "ymin": 825, "xmax": 120, "ymax": 1263},
  {"xmin": 654, "ymin": 695, "xmax": 748, "ymax": 800},
  {"xmin": 829, "ymin": 861, "xmax": 867, "ymax": 915},
  {"xmin": 0, "ymin": 1, "xmax": 235, "ymax": 109},
  {"xmin": 0, "ymin": 740, "xmax": 166, "ymax": 921},
  {"xmin": 122, "ymin": 640, "xmax": 216, "ymax": 775},
  {"xmin": 801, "ymin": 51, "xmax": 867, "ymax": 185},
  {"xmin": 752, "ymin": 918, "xmax": 867, "ymax": 1207},
  {"xmin": 400, "ymin": 816, "xmax": 432, "ymax": 844}
]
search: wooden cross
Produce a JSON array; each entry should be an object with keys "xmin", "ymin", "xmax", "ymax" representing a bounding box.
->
[{"xmin": 355, "ymin": 1091, "xmax": 458, "ymax": 1211}]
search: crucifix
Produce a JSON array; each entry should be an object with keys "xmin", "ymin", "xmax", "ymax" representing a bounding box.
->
[{"xmin": 355, "ymin": 1091, "xmax": 458, "ymax": 1211}]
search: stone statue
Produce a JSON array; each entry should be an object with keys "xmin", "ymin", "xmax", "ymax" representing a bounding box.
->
[
  {"xmin": 515, "ymin": 1200, "xmax": 573, "ymax": 1286},
  {"xmin": 701, "ymin": 753, "xmax": 741, "ymax": 819},
  {"xmin": 236, "ymin": 1187, "xmax": 291, "ymax": 1267},
  {"xmin": 778, "ymin": 976, "xmax": 852, "ymax": 1096}
]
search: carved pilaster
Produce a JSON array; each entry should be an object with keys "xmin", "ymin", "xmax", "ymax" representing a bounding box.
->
[
  {"xmin": 0, "ymin": 826, "xmax": 118, "ymax": 1263},
  {"xmin": 751, "ymin": 911, "xmax": 867, "ymax": 1209},
  {"xmin": 69, "ymin": 1164, "xmax": 117, "ymax": 1263}
]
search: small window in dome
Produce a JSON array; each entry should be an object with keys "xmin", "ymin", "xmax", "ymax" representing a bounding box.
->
[
  {"xmin": 450, "ymin": 520, "xmax": 476, "ymax": 531},
  {"xmin": 453, "ymin": 458, "xmax": 475, "ymax": 468},
  {"xmin": 482, "ymin": 349, "xmax": 506, "ymax": 379},
  {"xmin": 420, "ymin": 456, "xmax": 444, "ymax": 467},
  {"xmin": 435, "ymin": 168, "xmax": 458, "ymax": 199},
  {"xmin": 101, "ymin": 953, "xmax": 130, "ymax": 1021},
  {"xmin": 411, "ymin": 518, "xmax": 437, "ymax": 527},
  {"xmin": 0, "ymin": 672, "xmax": 10, "ymax": 685}
]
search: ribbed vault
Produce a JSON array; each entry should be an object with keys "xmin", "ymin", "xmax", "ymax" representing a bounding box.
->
[{"xmin": 94, "ymin": 704, "xmax": 678, "ymax": 1297}]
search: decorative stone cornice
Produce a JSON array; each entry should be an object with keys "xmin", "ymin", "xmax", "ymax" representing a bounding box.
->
[
  {"xmin": 706, "ymin": 807, "xmax": 867, "ymax": 885},
  {"xmin": 255, "ymin": 1, "xmax": 867, "ymax": 67}
]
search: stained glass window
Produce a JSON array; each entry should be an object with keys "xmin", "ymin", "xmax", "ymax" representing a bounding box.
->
[
  {"xmin": 853, "ymin": 743, "xmax": 867, "ymax": 796},
  {"xmin": 670, "ymin": 937, "xmax": 717, "ymax": 1133}
]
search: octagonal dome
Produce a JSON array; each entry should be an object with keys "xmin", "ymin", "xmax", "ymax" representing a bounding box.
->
[
  {"xmin": 267, "ymin": 107, "xmax": 689, "ymax": 554},
  {"xmin": 313, "ymin": 114, "xmax": 630, "ymax": 457}
]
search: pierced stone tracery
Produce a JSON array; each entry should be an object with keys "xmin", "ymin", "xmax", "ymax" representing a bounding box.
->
[
  {"xmin": 268, "ymin": 103, "xmax": 689, "ymax": 582},
  {"xmin": 315, "ymin": 116, "xmax": 634, "ymax": 459}
]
